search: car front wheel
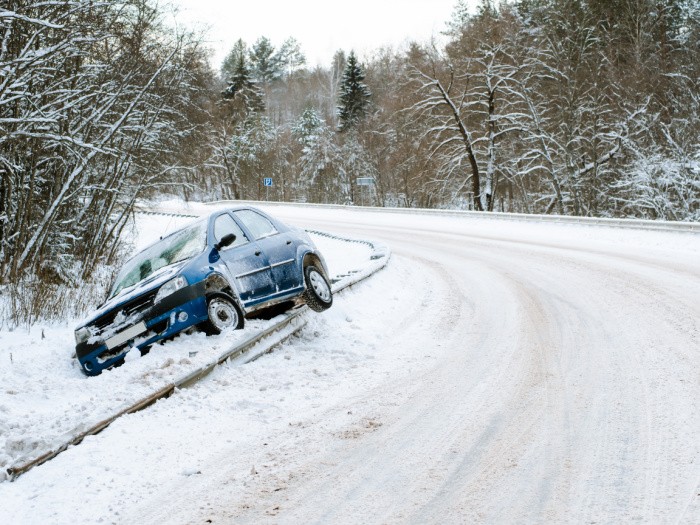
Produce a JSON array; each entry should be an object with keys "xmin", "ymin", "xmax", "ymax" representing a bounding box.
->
[
  {"xmin": 202, "ymin": 295, "xmax": 244, "ymax": 335},
  {"xmin": 303, "ymin": 265, "xmax": 333, "ymax": 312}
]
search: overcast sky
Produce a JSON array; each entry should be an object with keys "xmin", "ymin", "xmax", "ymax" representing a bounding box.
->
[{"xmin": 170, "ymin": 0, "xmax": 475, "ymax": 71}]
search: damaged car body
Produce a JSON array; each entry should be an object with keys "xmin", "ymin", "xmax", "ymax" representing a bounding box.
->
[{"xmin": 74, "ymin": 206, "xmax": 333, "ymax": 375}]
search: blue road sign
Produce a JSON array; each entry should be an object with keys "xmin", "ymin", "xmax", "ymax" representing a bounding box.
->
[{"xmin": 263, "ymin": 177, "xmax": 273, "ymax": 187}]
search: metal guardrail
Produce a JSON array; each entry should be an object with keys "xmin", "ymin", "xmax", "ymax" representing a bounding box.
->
[
  {"xmin": 5, "ymin": 219, "xmax": 390, "ymax": 482},
  {"xmin": 198, "ymin": 199, "xmax": 699, "ymax": 233}
]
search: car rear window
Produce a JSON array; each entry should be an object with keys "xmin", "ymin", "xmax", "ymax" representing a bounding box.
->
[{"xmin": 234, "ymin": 210, "xmax": 278, "ymax": 240}]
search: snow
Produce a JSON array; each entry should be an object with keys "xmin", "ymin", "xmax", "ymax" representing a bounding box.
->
[
  {"xmin": 1, "ymin": 202, "xmax": 699, "ymax": 524},
  {"xmin": 0, "ymin": 210, "xmax": 374, "ymax": 480}
]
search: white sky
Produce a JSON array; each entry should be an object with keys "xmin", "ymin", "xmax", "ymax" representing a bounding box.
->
[{"xmin": 169, "ymin": 0, "xmax": 476, "ymax": 71}]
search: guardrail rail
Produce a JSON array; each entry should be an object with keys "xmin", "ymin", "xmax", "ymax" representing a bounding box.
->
[{"xmin": 189, "ymin": 199, "xmax": 700, "ymax": 233}]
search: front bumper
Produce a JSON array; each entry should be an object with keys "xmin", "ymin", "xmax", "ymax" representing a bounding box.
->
[{"xmin": 76, "ymin": 283, "xmax": 208, "ymax": 375}]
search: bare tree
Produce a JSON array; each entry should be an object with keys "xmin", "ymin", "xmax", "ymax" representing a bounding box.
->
[{"xmin": 0, "ymin": 0, "xmax": 215, "ymax": 323}]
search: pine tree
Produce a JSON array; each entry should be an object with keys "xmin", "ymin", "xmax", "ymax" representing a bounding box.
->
[
  {"xmin": 249, "ymin": 36, "xmax": 281, "ymax": 85},
  {"xmin": 445, "ymin": 0, "xmax": 472, "ymax": 35},
  {"xmin": 337, "ymin": 51, "xmax": 371, "ymax": 132},
  {"xmin": 221, "ymin": 39, "xmax": 248, "ymax": 81},
  {"xmin": 476, "ymin": 0, "xmax": 497, "ymax": 19},
  {"xmin": 278, "ymin": 37, "xmax": 307, "ymax": 77},
  {"xmin": 292, "ymin": 108, "xmax": 324, "ymax": 148},
  {"xmin": 222, "ymin": 50, "xmax": 264, "ymax": 115}
]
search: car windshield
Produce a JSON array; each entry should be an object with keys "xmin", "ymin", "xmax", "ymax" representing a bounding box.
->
[{"xmin": 110, "ymin": 220, "xmax": 208, "ymax": 298}]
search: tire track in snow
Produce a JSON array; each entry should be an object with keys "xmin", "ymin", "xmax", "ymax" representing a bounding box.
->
[
  {"xmin": 395, "ymin": 240, "xmax": 573, "ymax": 523},
  {"xmin": 194, "ymin": 236, "xmax": 573, "ymax": 523},
  {"xmin": 560, "ymin": 252, "xmax": 699, "ymax": 524},
  {"xmin": 239, "ymin": 224, "xmax": 698, "ymax": 524},
  {"xmin": 232, "ymin": 215, "xmax": 700, "ymax": 524},
  {"xmin": 461, "ymin": 239, "xmax": 700, "ymax": 523}
]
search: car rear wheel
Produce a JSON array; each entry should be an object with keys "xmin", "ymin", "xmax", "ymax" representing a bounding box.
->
[
  {"xmin": 303, "ymin": 265, "xmax": 333, "ymax": 312},
  {"xmin": 202, "ymin": 295, "xmax": 244, "ymax": 335}
]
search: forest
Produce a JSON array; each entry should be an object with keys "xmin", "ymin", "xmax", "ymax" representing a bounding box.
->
[{"xmin": 1, "ymin": 0, "xmax": 699, "ymax": 324}]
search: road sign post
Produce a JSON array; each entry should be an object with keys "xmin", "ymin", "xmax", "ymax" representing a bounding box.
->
[
  {"xmin": 356, "ymin": 177, "xmax": 375, "ymax": 207},
  {"xmin": 263, "ymin": 177, "xmax": 273, "ymax": 201}
]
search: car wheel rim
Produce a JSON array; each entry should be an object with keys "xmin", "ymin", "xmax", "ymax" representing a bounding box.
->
[
  {"xmin": 208, "ymin": 298, "xmax": 238, "ymax": 331},
  {"xmin": 309, "ymin": 270, "xmax": 331, "ymax": 302}
]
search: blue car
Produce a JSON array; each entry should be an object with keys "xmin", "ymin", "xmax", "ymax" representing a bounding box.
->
[{"xmin": 74, "ymin": 206, "xmax": 333, "ymax": 375}]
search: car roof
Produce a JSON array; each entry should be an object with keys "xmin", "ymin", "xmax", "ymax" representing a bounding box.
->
[
  {"xmin": 216, "ymin": 205, "xmax": 262, "ymax": 213},
  {"xmin": 128, "ymin": 206, "xmax": 268, "ymax": 258}
]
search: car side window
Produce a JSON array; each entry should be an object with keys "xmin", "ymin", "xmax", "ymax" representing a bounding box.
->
[
  {"xmin": 213, "ymin": 213, "xmax": 248, "ymax": 249},
  {"xmin": 234, "ymin": 210, "xmax": 278, "ymax": 240}
]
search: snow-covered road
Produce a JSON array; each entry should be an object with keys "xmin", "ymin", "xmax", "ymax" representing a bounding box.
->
[
  {"xmin": 207, "ymin": 205, "xmax": 700, "ymax": 524},
  {"xmin": 2, "ymin": 204, "xmax": 699, "ymax": 524}
]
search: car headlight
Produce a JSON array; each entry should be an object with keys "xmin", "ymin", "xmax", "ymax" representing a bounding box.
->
[
  {"xmin": 75, "ymin": 327, "xmax": 90, "ymax": 344},
  {"xmin": 154, "ymin": 276, "xmax": 188, "ymax": 304}
]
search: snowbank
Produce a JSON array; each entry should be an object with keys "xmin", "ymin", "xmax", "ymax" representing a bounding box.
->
[{"xmin": 0, "ymin": 211, "xmax": 380, "ymax": 478}]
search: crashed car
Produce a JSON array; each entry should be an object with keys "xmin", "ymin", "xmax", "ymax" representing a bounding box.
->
[{"xmin": 74, "ymin": 206, "xmax": 333, "ymax": 375}]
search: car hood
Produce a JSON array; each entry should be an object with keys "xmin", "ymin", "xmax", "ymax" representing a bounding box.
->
[{"xmin": 77, "ymin": 260, "xmax": 188, "ymax": 328}]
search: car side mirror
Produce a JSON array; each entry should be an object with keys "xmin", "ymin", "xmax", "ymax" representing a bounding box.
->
[{"xmin": 214, "ymin": 233, "xmax": 236, "ymax": 251}]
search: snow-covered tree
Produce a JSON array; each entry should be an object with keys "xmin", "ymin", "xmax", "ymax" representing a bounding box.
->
[
  {"xmin": 0, "ymin": 0, "xmax": 214, "ymax": 323},
  {"xmin": 292, "ymin": 108, "xmax": 324, "ymax": 148},
  {"xmin": 249, "ymin": 36, "xmax": 281, "ymax": 85},
  {"xmin": 222, "ymin": 50, "xmax": 265, "ymax": 116},
  {"xmin": 221, "ymin": 39, "xmax": 248, "ymax": 81},
  {"xmin": 288, "ymin": 107, "xmax": 349, "ymax": 202},
  {"xmin": 278, "ymin": 37, "xmax": 307, "ymax": 77},
  {"xmin": 337, "ymin": 51, "xmax": 372, "ymax": 132},
  {"xmin": 445, "ymin": 0, "xmax": 472, "ymax": 35},
  {"xmin": 208, "ymin": 115, "xmax": 279, "ymax": 201}
]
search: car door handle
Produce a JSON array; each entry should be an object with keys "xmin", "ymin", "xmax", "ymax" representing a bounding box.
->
[{"xmin": 255, "ymin": 250, "xmax": 261, "ymax": 256}]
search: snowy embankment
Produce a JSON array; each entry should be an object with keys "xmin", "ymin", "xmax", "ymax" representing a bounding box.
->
[{"xmin": 0, "ymin": 208, "xmax": 385, "ymax": 480}]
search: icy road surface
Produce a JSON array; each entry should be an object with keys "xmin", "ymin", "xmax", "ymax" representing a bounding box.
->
[{"xmin": 2, "ymin": 203, "xmax": 699, "ymax": 524}]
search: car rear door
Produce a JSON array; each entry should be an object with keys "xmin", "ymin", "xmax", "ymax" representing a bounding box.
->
[
  {"xmin": 232, "ymin": 209, "xmax": 302, "ymax": 294},
  {"xmin": 211, "ymin": 212, "xmax": 274, "ymax": 306}
]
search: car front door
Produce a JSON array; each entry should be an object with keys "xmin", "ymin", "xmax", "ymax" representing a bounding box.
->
[
  {"xmin": 233, "ymin": 209, "xmax": 302, "ymax": 295},
  {"xmin": 211, "ymin": 212, "xmax": 274, "ymax": 306}
]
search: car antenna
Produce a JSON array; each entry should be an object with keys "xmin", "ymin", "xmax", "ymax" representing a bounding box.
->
[{"xmin": 161, "ymin": 215, "xmax": 175, "ymax": 240}]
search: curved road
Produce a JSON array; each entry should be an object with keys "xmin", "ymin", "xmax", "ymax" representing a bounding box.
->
[
  {"xmin": 135, "ymin": 206, "xmax": 699, "ymax": 524},
  {"xmin": 6, "ymin": 205, "xmax": 696, "ymax": 524}
]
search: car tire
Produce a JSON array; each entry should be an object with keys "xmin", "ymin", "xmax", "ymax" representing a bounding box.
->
[
  {"xmin": 201, "ymin": 294, "xmax": 244, "ymax": 335},
  {"xmin": 302, "ymin": 265, "xmax": 333, "ymax": 312}
]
